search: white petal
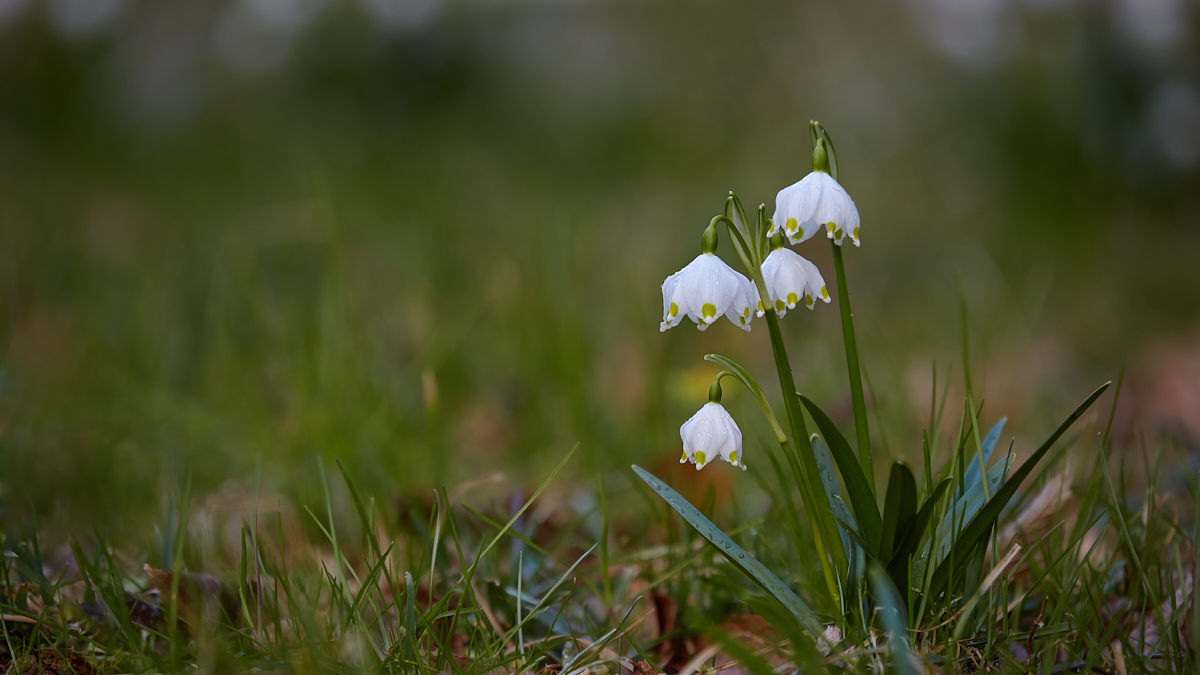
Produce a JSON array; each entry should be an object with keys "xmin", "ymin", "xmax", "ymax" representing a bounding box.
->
[
  {"xmin": 660, "ymin": 269, "xmax": 688, "ymax": 332},
  {"xmin": 796, "ymin": 255, "xmax": 831, "ymax": 305},
  {"xmin": 724, "ymin": 276, "xmax": 755, "ymax": 331},
  {"xmin": 774, "ymin": 172, "xmax": 859, "ymax": 246}
]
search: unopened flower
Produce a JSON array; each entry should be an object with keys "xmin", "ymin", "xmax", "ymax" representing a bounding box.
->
[
  {"xmin": 768, "ymin": 141, "xmax": 860, "ymax": 247},
  {"xmin": 758, "ymin": 245, "xmax": 830, "ymax": 318},
  {"xmin": 679, "ymin": 402, "xmax": 745, "ymax": 471},
  {"xmin": 660, "ymin": 228, "xmax": 756, "ymax": 332}
]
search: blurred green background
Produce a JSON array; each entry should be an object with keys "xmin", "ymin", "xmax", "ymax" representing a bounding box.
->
[{"xmin": 1, "ymin": 0, "xmax": 1198, "ymax": 537}]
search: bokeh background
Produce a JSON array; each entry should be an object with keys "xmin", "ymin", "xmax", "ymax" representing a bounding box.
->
[{"xmin": 1, "ymin": 0, "xmax": 1198, "ymax": 538}]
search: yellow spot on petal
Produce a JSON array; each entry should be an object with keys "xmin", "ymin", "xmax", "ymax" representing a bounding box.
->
[
  {"xmin": 742, "ymin": 307, "xmax": 750, "ymax": 318},
  {"xmin": 826, "ymin": 222, "xmax": 836, "ymax": 234},
  {"xmin": 702, "ymin": 303, "xmax": 716, "ymax": 319},
  {"xmin": 669, "ymin": 302, "xmax": 679, "ymax": 317},
  {"xmin": 852, "ymin": 227, "xmax": 860, "ymax": 241},
  {"xmin": 805, "ymin": 294, "xmax": 814, "ymax": 308},
  {"xmin": 775, "ymin": 299, "xmax": 786, "ymax": 312},
  {"xmin": 757, "ymin": 300, "xmax": 765, "ymax": 313},
  {"xmin": 681, "ymin": 450, "xmax": 688, "ymax": 462},
  {"xmin": 820, "ymin": 285, "xmax": 829, "ymax": 300},
  {"xmin": 797, "ymin": 228, "xmax": 804, "ymax": 239},
  {"xmin": 731, "ymin": 450, "xmax": 738, "ymax": 465},
  {"xmin": 695, "ymin": 451, "xmax": 706, "ymax": 467},
  {"xmin": 834, "ymin": 228, "xmax": 843, "ymax": 240},
  {"xmin": 786, "ymin": 292, "xmax": 799, "ymax": 306},
  {"xmin": 786, "ymin": 217, "xmax": 798, "ymax": 232}
]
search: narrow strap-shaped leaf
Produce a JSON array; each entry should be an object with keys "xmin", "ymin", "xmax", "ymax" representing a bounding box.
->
[
  {"xmin": 632, "ymin": 465, "xmax": 825, "ymax": 638},
  {"xmin": 830, "ymin": 494, "xmax": 866, "ymax": 582},
  {"xmin": 799, "ymin": 395, "xmax": 882, "ymax": 555},
  {"xmin": 879, "ymin": 462, "xmax": 917, "ymax": 561},
  {"xmin": 403, "ymin": 571, "xmax": 417, "ymax": 663},
  {"xmin": 885, "ymin": 478, "xmax": 951, "ymax": 594},
  {"xmin": 960, "ymin": 418, "xmax": 1006, "ymax": 499},
  {"xmin": 867, "ymin": 563, "xmax": 920, "ymax": 675},
  {"xmin": 887, "ymin": 478, "xmax": 951, "ymax": 570},
  {"xmin": 927, "ymin": 382, "xmax": 1110, "ymax": 599},
  {"xmin": 931, "ymin": 454, "xmax": 1012, "ymax": 569},
  {"xmin": 811, "ymin": 435, "xmax": 855, "ymax": 555}
]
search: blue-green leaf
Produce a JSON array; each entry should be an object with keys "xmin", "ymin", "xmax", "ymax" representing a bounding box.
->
[{"xmin": 960, "ymin": 418, "xmax": 1006, "ymax": 498}]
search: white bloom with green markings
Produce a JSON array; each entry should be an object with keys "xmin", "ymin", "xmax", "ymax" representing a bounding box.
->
[
  {"xmin": 769, "ymin": 171, "xmax": 861, "ymax": 247},
  {"xmin": 660, "ymin": 253, "xmax": 755, "ymax": 332},
  {"xmin": 679, "ymin": 401, "xmax": 745, "ymax": 471},
  {"xmin": 758, "ymin": 246, "xmax": 830, "ymax": 318}
]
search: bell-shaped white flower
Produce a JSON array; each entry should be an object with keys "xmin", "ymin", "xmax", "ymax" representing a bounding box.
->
[
  {"xmin": 757, "ymin": 246, "xmax": 830, "ymax": 318},
  {"xmin": 660, "ymin": 253, "xmax": 755, "ymax": 333},
  {"xmin": 679, "ymin": 402, "xmax": 745, "ymax": 471},
  {"xmin": 769, "ymin": 171, "xmax": 860, "ymax": 247}
]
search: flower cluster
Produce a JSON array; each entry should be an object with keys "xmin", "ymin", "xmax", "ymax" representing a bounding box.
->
[{"xmin": 659, "ymin": 133, "xmax": 860, "ymax": 471}]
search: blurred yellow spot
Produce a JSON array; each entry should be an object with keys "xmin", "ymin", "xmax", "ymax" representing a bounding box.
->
[
  {"xmin": 775, "ymin": 299, "xmax": 786, "ymax": 312},
  {"xmin": 786, "ymin": 218, "xmax": 798, "ymax": 232},
  {"xmin": 821, "ymin": 285, "xmax": 829, "ymax": 300},
  {"xmin": 695, "ymin": 451, "xmax": 706, "ymax": 467},
  {"xmin": 702, "ymin": 303, "xmax": 716, "ymax": 318},
  {"xmin": 669, "ymin": 302, "xmax": 678, "ymax": 317},
  {"xmin": 786, "ymin": 292, "xmax": 798, "ymax": 306},
  {"xmin": 805, "ymin": 294, "xmax": 814, "ymax": 308},
  {"xmin": 681, "ymin": 450, "xmax": 688, "ymax": 462},
  {"xmin": 852, "ymin": 227, "xmax": 860, "ymax": 240}
]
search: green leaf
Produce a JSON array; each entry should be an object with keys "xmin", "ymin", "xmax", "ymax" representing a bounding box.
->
[
  {"xmin": 403, "ymin": 571, "xmax": 417, "ymax": 664},
  {"xmin": 927, "ymin": 382, "xmax": 1111, "ymax": 599},
  {"xmin": 799, "ymin": 394, "xmax": 882, "ymax": 555},
  {"xmin": 879, "ymin": 461, "xmax": 917, "ymax": 561},
  {"xmin": 886, "ymin": 478, "xmax": 951, "ymax": 588},
  {"xmin": 867, "ymin": 563, "xmax": 920, "ymax": 675},
  {"xmin": 632, "ymin": 465, "xmax": 825, "ymax": 638},
  {"xmin": 929, "ymin": 454, "xmax": 1013, "ymax": 572}
]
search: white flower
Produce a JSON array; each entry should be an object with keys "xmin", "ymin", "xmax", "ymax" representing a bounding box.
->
[
  {"xmin": 768, "ymin": 171, "xmax": 861, "ymax": 247},
  {"xmin": 660, "ymin": 253, "xmax": 755, "ymax": 332},
  {"xmin": 679, "ymin": 402, "xmax": 745, "ymax": 471},
  {"xmin": 757, "ymin": 247, "xmax": 830, "ymax": 318}
]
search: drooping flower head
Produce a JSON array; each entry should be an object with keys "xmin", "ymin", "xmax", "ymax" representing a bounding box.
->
[
  {"xmin": 679, "ymin": 380, "xmax": 745, "ymax": 471},
  {"xmin": 660, "ymin": 223, "xmax": 756, "ymax": 332},
  {"xmin": 768, "ymin": 139, "xmax": 861, "ymax": 247},
  {"xmin": 758, "ymin": 235, "xmax": 830, "ymax": 318}
]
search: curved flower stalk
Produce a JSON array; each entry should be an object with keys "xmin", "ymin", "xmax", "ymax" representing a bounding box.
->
[
  {"xmin": 758, "ymin": 237, "xmax": 830, "ymax": 318},
  {"xmin": 679, "ymin": 380, "xmax": 746, "ymax": 471},
  {"xmin": 769, "ymin": 138, "xmax": 861, "ymax": 247},
  {"xmin": 660, "ymin": 225, "xmax": 756, "ymax": 332}
]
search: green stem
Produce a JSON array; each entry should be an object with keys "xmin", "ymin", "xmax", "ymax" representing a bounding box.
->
[
  {"xmin": 762, "ymin": 308, "xmax": 845, "ymax": 605},
  {"xmin": 830, "ymin": 241, "xmax": 875, "ymax": 498}
]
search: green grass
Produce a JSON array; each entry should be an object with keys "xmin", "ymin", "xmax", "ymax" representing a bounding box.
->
[{"xmin": 0, "ymin": 372, "xmax": 1196, "ymax": 673}]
